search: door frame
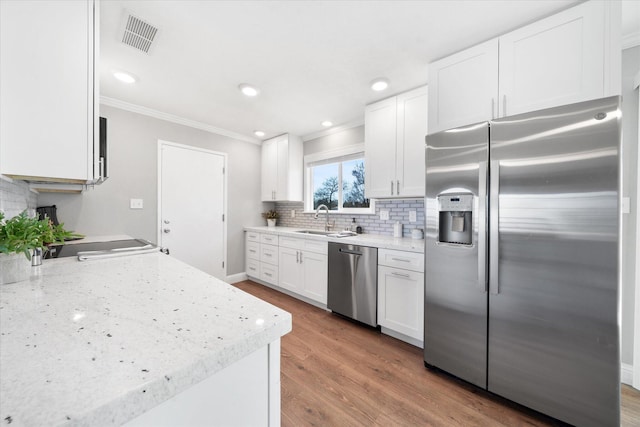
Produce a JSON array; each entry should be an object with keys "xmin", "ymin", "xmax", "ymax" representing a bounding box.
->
[
  {"xmin": 634, "ymin": 71, "xmax": 640, "ymax": 389},
  {"xmin": 157, "ymin": 139, "xmax": 228, "ymax": 278}
]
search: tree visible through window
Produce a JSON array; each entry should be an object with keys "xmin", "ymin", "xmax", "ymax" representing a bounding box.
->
[{"xmin": 312, "ymin": 158, "xmax": 370, "ymax": 211}]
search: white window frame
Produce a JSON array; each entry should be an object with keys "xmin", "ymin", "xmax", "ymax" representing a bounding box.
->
[{"xmin": 304, "ymin": 143, "xmax": 375, "ymax": 214}]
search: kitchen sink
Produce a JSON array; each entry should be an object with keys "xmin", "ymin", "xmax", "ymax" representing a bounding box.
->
[
  {"xmin": 294, "ymin": 229, "xmax": 333, "ymax": 236},
  {"xmin": 294, "ymin": 230, "xmax": 358, "ymax": 238}
]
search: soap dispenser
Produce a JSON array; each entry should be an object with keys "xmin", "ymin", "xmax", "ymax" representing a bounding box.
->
[{"xmin": 350, "ymin": 217, "xmax": 357, "ymax": 232}]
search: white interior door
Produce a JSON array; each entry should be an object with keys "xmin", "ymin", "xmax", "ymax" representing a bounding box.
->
[{"xmin": 159, "ymin": 141, "xmax": 226, "ymax": 279}]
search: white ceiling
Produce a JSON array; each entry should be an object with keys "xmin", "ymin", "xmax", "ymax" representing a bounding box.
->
[{"xmin": 100, "ymin": 1, "xmax": 640, "ymax": 143}]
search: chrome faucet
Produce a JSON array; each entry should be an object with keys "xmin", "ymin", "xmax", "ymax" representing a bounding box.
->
[{"xmin": 314, "ymin": 204, "xmax": 333, "ymax": 231}]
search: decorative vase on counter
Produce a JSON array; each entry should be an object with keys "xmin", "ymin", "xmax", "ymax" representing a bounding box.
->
[
  {"xmin": 267, "ymin": 219, "xmax": 277, "ymax": 227},
  {"xmin": 0, "ymin": 253, "xmax": 31, "ymax": 285}
]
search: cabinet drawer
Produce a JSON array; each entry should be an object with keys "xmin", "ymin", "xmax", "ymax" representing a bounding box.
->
[
  {"xmin": 246, "ymin": 231, "xmax": 260, "ymax": 242},
  {"xmin": 246, "ymin": 241, "xmax": 260, "ymax": 261},
  {"xmin": 260, "ymin": 234, "xmax": 279, "ymax": 245},
  {"xmin": 378, "ymin": 248, "xmax": 424, "ymax": 272},
  {"xmin": 260, "ymin": 263, "xmax": 278, "ymax": 285},
  {"xmin": 246, "ymin": 259, "xmax": 260, "ymax": 277},
  {"xmin": 303, "ymin": 239, "xmax": 327, "ymax": 255},
  {"xmin": 279, "ymin": 236, "xmax": 303, "ymax": 250},
  {"xmin": 260, "ymin": 244, "xmax": 279, "ymax": 265}
]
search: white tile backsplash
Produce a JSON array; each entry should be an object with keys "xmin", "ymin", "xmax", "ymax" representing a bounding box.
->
[
  {"xmin": 0, "ymin": 178, "xmax": 37, "ymax": 218},
  {"xmin": 274, "ymin": 199, "xmax": 425, "ymax": 238}
]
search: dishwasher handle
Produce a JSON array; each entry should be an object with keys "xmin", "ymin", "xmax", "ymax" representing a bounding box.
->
[{"xmin": 338, "ymin": 248, "xmax": 363, "ymax": 256}]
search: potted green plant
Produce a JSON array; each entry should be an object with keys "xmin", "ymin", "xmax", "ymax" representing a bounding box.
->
[
  {"xmin": 0, "ymin": 211, "xmax": 81, "ymax": 284},
  {"xmin": 262, "ymin": 209, "xmax": 279, "ymax": 227}
]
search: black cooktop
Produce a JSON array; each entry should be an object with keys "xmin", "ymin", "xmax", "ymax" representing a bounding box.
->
[{"xmin": 46, "ymin": 239, "xmax": 152, "ymax": 259}]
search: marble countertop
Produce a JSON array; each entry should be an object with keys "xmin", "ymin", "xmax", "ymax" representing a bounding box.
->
[
  {"xmin": 0, "ymin": 252, "xmax": 292, "ymax": 426},
  {"xmin": 244, "ymin": 226, "xmax": 425, "ymax": 253}
]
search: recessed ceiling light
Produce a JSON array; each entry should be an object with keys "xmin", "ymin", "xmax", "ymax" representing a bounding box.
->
[
  {"xmin": 321, "ymin": 121, "xmax": 333, "ymax": 127},
  {"xmin": 239, "ymin": 83, "xmax": 259, "ymax": 97},
  {"xmin": 254, "ymin": 130, "xmax": 265, "ymax": 137},
  {"xmin": 370, "ymin": 78, "xmax": 389, "ymax": 91},
  {"xmin": 113, "ymin": 71, "xmax": 137, "ymax": 84}
]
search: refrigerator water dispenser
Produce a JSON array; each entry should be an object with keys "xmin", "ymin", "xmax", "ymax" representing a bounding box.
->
[{"xmin": 437, "ymin": 193, "xmax": 473, "ymax": 245}]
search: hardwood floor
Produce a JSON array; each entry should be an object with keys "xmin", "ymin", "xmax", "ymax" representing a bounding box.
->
[{"xmin": 233, "ymin": 280, "xmax": 640, "ymax": 427}]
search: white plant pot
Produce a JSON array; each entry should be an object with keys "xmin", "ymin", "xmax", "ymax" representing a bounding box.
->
[
  {"xmin": 0, "ymin": 253, "xmax": 31, "ymax": 285},
  {"xmin": 267, "ymin": 219, "xmax": 277, "ymax": 227}
]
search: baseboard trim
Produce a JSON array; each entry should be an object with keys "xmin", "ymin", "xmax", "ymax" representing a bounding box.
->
[
  {"xmin": 380, "ymin": 326, "xmax": 423, "ymax": 349},
  {"xmin": 622, "ymin": 363, "xmax": 633, "ymax": 385},
  {"xmin": 226, "ymin": 272, "xmax": 248, "ymax": 284}
]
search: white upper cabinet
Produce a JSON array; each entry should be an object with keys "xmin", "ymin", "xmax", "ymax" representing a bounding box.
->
[
  {"xmin": 428, "ymin": 0, "xmax": 621, "ymax": 133},
  {"xmin": 365, "ymin": 86, "xmax": 428, "ymax": 198},
  {"xmin": 261, "ymin": 134, "xmax": 303, "ymax": 202},
  {"xmin": 0, "ymin": 0, "xmax": 100, "ymax": 184},
  {"xmin": 428, "ymin": 40, "xmax": 499, "ymax": 133}
]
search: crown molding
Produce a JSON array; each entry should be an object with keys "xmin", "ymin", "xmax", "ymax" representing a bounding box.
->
[
  {"xmin": 99, "ymin": 97, "xmax": 261, "ymax": 145},
  {"xmin": 302, "ymin": 118, "xmax": 364, "ymax": 142},
  {"xmin": 623, "ymin": 31, "xmax": 640, "ymax": 50}
]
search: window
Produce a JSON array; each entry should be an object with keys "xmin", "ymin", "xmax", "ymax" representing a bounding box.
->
[{"xmin": 305, "ymin": 144, "xmax": 373, "ymax": 213}]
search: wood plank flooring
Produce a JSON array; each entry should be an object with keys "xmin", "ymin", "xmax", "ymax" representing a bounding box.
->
[{"xmin": 233, "ymin": 280, "xmax": 640, "ymax": 427}]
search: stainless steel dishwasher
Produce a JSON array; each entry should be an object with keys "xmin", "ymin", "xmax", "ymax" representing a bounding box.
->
[{"xmin": 327, "ymin": 242, "xmax": 378, "ymax": 327}]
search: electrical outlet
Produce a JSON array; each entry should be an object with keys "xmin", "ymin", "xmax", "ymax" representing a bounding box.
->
[
  {"xmin": 380, "ymin": 210, "xmax": 390, "ymax": 221},
  {"xmin": 291, "ymin": 209, "xmax": 296, "ymax": 218},
  {"xmin": 130, "ymin": 198, "xmax": 144, "ymax": 209},
  {"xmin": 409, "ymin": 210, "xmax": 417, "ymax": 223}
]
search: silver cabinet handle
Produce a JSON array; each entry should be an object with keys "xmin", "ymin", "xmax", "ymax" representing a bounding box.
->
[
  {"xmin": 99, "ymin": 157, "xmax": 105, "ymax": 182},
  {"xmin": 502, "ymin": 95, "xmax": 507, "ymax": 117},
  {"xmin": 478, "ymin": 161, "xmax": 488, "ymax": 292},
  {"xmin": 264, "ymin": 253, "xmax": 272, "ymax": 257},
  {"xmin": 392, "ymin": 272, "xmax": 410, "ymax": 278},
  {"xmin": 163, "ymin": 228, "xmax": 171, "ymax": 233},
  {"xmin": 489, "ymin": 160, "xmax": 500, "ymax": 295},
  {"xmin": 396, "ymin": 180, "xmax": 400, "ymax": 195},
  {"xmin": 264, "ymin": 272, "xmax": 272, "ymax": 277},
  {"xmin": 164, "ymin": 220, "xmax": 170, "ymax": 224},
  {"xmin": 296, "ymin": 251, "xmax": 299, "ymax": 263},
  {"xmin": 249, "ymin": 249, "xmax": 256, "ymax": 253},
  {"xmin": 391, "ymin": 257, "xmax": 410, "ymax": 263},
  {"xmin": 491, "ymin": 98, "xmax": 495, "ymax": 119},
  {"xmin": 391, "ymin": 181, "xmax": 394, "ymax": 195}
]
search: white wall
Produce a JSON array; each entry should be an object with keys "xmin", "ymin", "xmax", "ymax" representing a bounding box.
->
[
  {"xmin": 622, "ymin": 45, "xmax": 640, "ymax": 366},
  {"xmin": 38, "ymin": 104, "xmax": 265, "ymax": 276}
]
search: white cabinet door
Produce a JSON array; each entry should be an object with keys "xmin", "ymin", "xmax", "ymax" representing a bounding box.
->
[
  {"xmin": 396, "ymin": 86, "xmax": 428, "ymax": 197},
  {"xmin": 0, "ymin": 0, "xmax": 98, "ymax": 183},
  {"xmin": 365, "ymin": 97, "xmax": 397, "ymax": 198},
  {"xmin": 499, "ymin": 0, "xmax": 612, "ymax": 116},
  {"xmin": 278, "ymin": 246, "xmax": 302, "ymax": 293},
  {"xmin": 428, "ymin": 39, "xmax": 498, "ymax": 134},
  {"xmin": 261, "ymin": 134, "xmax": 303, "ymax": 202},
  {"xmin": 302, "ymin": 251, "xmax": 327, "ymax": 305},
  {"xmin": 261, "ymin": 138, "xmax": 278, "ymax": 201},
  {"xmin": 378, "ymin": 266, "xmax": 424, "ymax": 342}
]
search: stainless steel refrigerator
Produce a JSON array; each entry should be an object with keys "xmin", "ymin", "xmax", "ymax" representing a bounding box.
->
[{"xmin": 424, "ymin": 96, "xmax": 621, "ymax": 427}]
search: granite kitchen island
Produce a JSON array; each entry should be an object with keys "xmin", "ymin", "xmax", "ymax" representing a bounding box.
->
[{"xmin": 0, "ymin": 251, "xmax": 292, "ymax": 426}]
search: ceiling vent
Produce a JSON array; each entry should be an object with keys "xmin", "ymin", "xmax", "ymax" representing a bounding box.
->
[{"xmin": 121, "ymin": 13, "xmax": 158, "ymax": 54}]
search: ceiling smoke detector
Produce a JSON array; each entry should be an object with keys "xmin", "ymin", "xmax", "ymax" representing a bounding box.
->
[{"xmin": 121, "ymin": 13, "xmax": 159, "ymax": 54}]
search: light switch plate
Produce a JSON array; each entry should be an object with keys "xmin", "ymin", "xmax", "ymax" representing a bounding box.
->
[
  {"xmin": 409, "ymin": 210, "xmax": 417, "ymax": 223},
  {"xmin": 130, "ymin": 198, "xmax": 144, "ymax": 209},
  {"xmin": 291, "ymin": 209, "xmax": 296, "ymax": 218},
  {"xmin": 380, "ymin": 210, "xmax": 390, "ymax": 221},
  {"xmin": 622, "ymin": 197, "xmax": 630, "ymax": 214}
]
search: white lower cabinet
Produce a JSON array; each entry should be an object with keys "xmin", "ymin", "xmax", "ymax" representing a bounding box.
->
[
  {"xmin": 245, "ymin": 232, "xmax": 279, "ymax": 286},
  {"xmin": 377, "ymin": 249, "xmax": 424, "ymax": 347},
  {"xmin": 278, "ymin": 237, "xmax": 327, "ymax": 305},
  {"xmin": 246, "ymin": 231, "xmax": 327, "ymax": 306}
]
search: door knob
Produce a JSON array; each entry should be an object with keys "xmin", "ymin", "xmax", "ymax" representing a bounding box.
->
[{"xmin": 163, "ymin": 228, "xmax": 171, "ymax": 233}]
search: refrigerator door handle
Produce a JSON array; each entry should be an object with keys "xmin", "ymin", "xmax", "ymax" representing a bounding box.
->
[
  {"xmin": 489, "ymin": 160, "xmax": 500, "ymax": 294},
  {"xmin": 478, "ymin": 161, "xmax": 488, "ymax": 292}
]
